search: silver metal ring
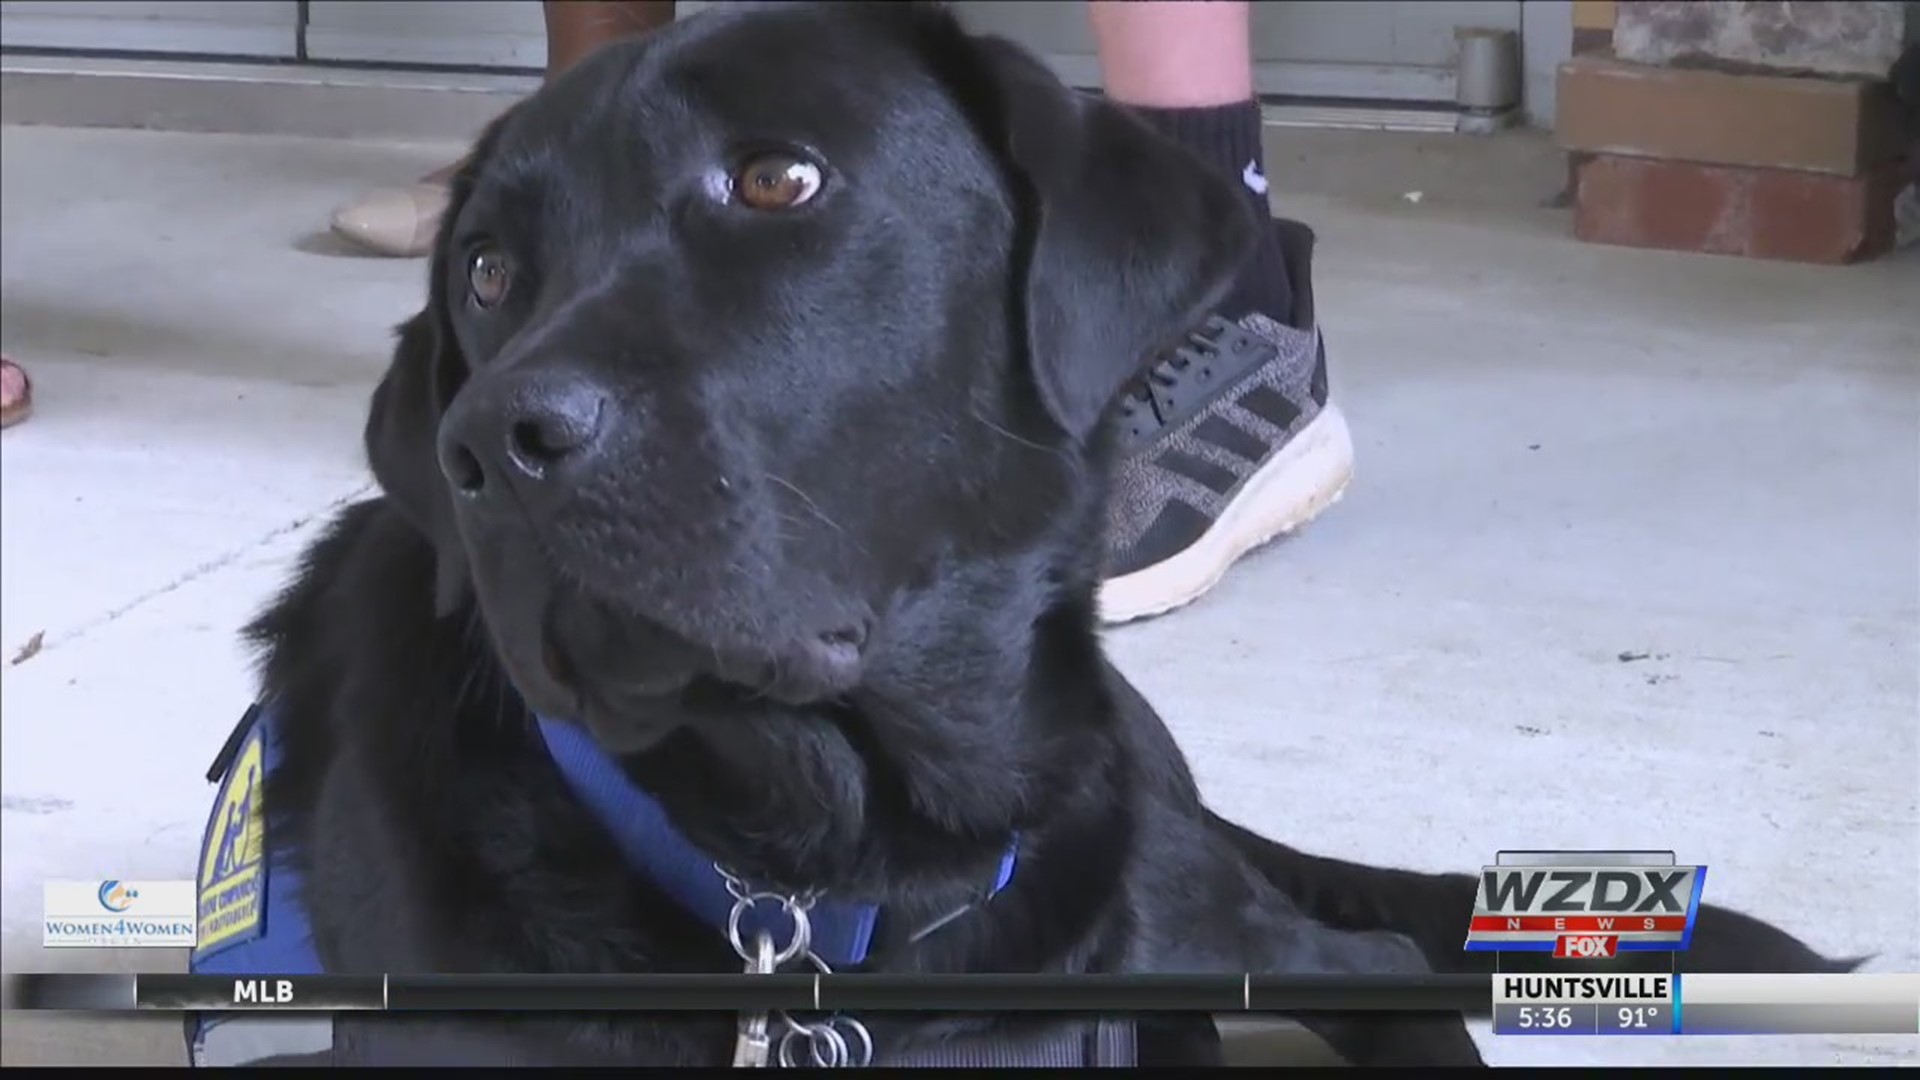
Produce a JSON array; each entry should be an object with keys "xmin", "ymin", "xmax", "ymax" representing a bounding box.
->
[
  {"xmin": 834, "ymin": 1016, "xmax": 874, "ymax": 1067},
  {"xmin": 810, "ymin": 1026, "xmax": 850, "ymax": 1069},
  {"xmin": 727, "ymin": 895, "xmax": 812, "ymax": 967},
  {"xmin": 777, "ymin": 1023, "xmax": 849, "ymax": 1069},
  {"xmin": 776, "ymin": 1028, "xmax": 802, "ymax": 1069},
  {"xmin": 777, "ymin": 1030, "xmax": 806, "ymax": 1069},
  {"xmin": 772, "ymin": 1013, "xmax": 870, "ymax": 1069},
  {"xmin": 718, "ymin": 865, "xmax": 820, "ymax": 912}
]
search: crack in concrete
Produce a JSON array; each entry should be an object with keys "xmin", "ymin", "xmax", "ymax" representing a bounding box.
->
[
  {"xmin": 1, "ymin": 795, "xmax": 75, "ymax": 815},
  {"xmin": 23, "ymin": 483, "xmax": 376, "ymax": 659}
]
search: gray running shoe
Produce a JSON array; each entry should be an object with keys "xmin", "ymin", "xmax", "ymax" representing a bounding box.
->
[{"xmin": 1100, "ymin": 219, "xmax": 1353, "ymax": 624}]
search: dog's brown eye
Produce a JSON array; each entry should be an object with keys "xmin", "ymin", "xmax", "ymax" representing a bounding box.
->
[
  {"xmin": 468, "ymin": 248, "xmax": 513, "ymax": 309},
  {"xmin": 733, "ymin": 153, "xmax": 823, "ymax": 210}
]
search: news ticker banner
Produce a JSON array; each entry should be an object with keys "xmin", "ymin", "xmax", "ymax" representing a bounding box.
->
[
  {"xmin": 6, "ymin": 973, "xmax": 1474, "ymax": 1015},
  {"xmin": 5, "ymin": 973, "xmax": 1916, "ymax": 1035},
  {"xmin": 1492, "ymin": 973, "xmax": 1919, "ymax": 1036}
]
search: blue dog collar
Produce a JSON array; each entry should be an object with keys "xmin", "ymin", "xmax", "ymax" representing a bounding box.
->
[{"xmin": 535, "ymin": 716, "xmax": 1017, "ymax": 968}]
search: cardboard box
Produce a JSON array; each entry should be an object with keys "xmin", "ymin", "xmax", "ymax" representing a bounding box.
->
[{"xmin": 1556, "ymin": 56, "xmax": 1905, "ymax": 177}]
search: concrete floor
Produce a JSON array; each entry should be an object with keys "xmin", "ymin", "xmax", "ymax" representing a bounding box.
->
[{"xmin": 1, "ymin": 123, "xmax": 1915, "ymax": 1067}]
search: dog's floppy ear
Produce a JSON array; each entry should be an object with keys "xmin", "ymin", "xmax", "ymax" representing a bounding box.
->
[
  {"xmin": 363, "ymin": 123, "xmax": 507, "ymax": 615},
  {"xmin": 365, "ymin": 310, "xmax": 469, "ymax": 615},
  {"xmin": 959, "ymin": 34, "xmax": 1258, "ymax": 440}
]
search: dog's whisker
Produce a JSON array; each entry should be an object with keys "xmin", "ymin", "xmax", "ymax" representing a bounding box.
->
[
  {"xmin": 764, "ymin": 473, "xmax": 862, "ymax": 551},
  {"xmin": 770, "ymin": 515, "xmax": 810, "ymax": 547},
  {"xmin": 969, "ymin": 410, "xmax": 1062, "ymax": 459}
]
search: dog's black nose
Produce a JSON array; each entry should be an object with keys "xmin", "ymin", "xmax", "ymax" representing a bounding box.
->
[{"xmin": 437, "ymin": 372, "xmax": 610, "ymax": 505}]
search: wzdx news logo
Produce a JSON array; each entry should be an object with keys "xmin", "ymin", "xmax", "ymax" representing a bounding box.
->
[{"xmin": 1463, "ymin": 851, "xmax": 1706, "ymax": 959}]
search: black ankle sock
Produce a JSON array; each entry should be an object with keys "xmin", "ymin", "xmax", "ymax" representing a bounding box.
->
[{"xmin": 1131, "ymin": 100, "xmax": 1293, "ymax": 327}]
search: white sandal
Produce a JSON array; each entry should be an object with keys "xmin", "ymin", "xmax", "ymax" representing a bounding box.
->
[{"xmin": 329, "ymin": 182, "xmax": 452, "ymax": 259}]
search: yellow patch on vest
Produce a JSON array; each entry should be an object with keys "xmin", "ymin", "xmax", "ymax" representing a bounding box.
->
[{"xmin": 195, "ymin": 724, "xmax": 266, "ymax": 956}]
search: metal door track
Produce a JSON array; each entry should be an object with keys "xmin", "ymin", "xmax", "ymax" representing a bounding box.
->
[{"xmin": 1260, "ymin": 101, "xmax": 1521, "ymax": 135}]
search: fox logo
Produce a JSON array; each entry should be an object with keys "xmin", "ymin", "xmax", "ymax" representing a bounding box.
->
[{"xmin": 1555, "ymin": 934, "xmax": 1619, "ymax": 959}]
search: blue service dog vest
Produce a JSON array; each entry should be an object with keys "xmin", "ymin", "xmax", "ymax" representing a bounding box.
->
[{"xmin": 186, "ymin": 702, "xmax": 1135, "ymax": 1067}]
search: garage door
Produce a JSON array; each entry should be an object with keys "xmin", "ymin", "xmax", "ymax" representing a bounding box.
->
[
  {"xmin": 949, "ymin": 1, "xmax": 1526, "ymax": 103},
  {"xmin": 0, "ymin": 1, "xmax": 1526, "ymax": 107},
  {"xmin": 0, "ymin": 1, "xmax": 300, "ymax": 59}
]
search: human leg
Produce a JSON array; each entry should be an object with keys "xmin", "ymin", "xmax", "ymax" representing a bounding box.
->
[{"xmin": 1091, "ymin": 1, "xmax": 1354, "ymax": 623}]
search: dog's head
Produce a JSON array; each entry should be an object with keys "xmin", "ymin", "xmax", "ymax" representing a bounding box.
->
[{"xmin": 367, "ymin": 2, "xmax": 1254, "ymax": 751}]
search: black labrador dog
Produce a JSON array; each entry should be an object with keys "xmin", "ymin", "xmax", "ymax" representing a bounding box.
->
[{"xmin": 242, "ymin": 2, "xmax": 1845, "ymax": 1067}]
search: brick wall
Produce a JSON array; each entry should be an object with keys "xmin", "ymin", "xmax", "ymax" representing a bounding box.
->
[{"xmin": 1556, "ymin": 2, "xmax": 1912, "ymax": 264}]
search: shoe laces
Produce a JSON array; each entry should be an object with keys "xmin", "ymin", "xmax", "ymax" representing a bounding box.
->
[{"xmin": 1119, "ymin": 315, "xmax": 1237, "ymax": 433}]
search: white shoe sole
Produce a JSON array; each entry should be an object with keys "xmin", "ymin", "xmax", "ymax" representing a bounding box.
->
[{"xmin": 1098, "ymin": 402, "xmax": 1354, "ymax": 626}]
